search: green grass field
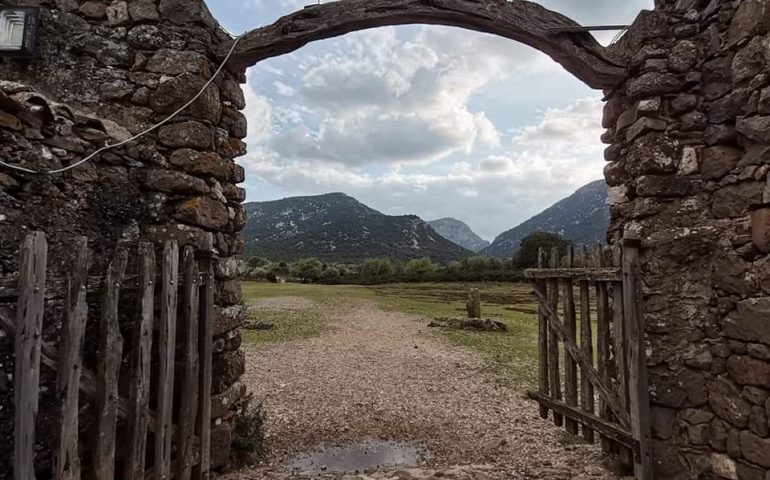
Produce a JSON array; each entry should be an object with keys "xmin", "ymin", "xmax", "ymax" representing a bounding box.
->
[{"xmin": 241, "ymin": 281, "xmax": 542, "ymax": 388}]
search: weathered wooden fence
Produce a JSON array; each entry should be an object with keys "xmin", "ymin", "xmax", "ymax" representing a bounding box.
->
[
  {"xmin": 2, "ymin": 231, "xmax": 215, "ymax": 480},
  {"xmin": 525, "ymin": 233, "xmax": 653, "ymax": 480}
]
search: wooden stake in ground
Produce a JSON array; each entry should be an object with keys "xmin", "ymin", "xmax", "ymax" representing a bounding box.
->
[{"xmin": 467, "ymin": 288, "xmax": 481, "ymax": 318}]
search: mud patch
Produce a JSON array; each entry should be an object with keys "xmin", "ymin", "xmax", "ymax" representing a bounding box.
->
[{"xmin": 286, "ymin": 440, "xmax": 428, "ymax": 474}]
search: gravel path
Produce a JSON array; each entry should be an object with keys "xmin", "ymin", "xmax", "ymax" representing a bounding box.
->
[{"xmin": 224, "ymin": 297, "xmax": 621, "ymax": 479}]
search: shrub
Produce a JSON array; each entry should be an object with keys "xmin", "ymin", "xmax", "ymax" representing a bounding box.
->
[{"xmin": 230, "ymin": 394, "xmax": 266, "ymax": 469}]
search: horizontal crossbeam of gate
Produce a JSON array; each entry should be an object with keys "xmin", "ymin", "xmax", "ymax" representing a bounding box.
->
[
  {"xmin": 524, "ymin": 267, "xmax": 621, "ymax": 282},
  {"xmin": 531, "ymin": 284, "xmax": 631, "ymax": 429},
  {"xmin": 526, "ymin": 391, "xmax": 635, "ymax": 449}
]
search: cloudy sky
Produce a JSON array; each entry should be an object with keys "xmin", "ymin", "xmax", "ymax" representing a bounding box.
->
[{"xmin": 206, "ymin": 0, "xmax": 652, "ymax": 240}]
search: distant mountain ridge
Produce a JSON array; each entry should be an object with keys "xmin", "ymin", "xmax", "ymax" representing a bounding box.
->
[
  {"xmin": 483, "ymin": 180, "xmax": 609, "ymax": 257},
  {"xmin": 242, "ymin": 193, "xmax": 473, "ymax": 263},
  {"xmin": 427, "ymin": 218, "xmax": 490, "ymax": 253}
]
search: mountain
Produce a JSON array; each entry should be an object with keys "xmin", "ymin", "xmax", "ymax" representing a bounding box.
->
[
  {"xmin": 483, "ymin": 180, "xmax": 609, "ymax": 257},
  {"xmin": 427, "ymin": 218, "xmax": 490, "ymax": 253},
  {"xmin": 242, "ymin": 193, "xmax": 473, "ymax": 263}
]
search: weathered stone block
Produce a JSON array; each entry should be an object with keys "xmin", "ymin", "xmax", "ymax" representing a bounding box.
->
[
  {"xmin": 737, "ymin": 461, "xmax": 766, "ymax": 480},
  {"xmin": 712, "ymin": 182, "xmax": 764, "ymax": 218},
  {"xmin": 752, "ymin": 208, "xmax": 770, "ymax": 253},
  {"xmin": 711, "ymin": 420, "xmax": 729, "ymax": 452},
  {"xmin": 217, "ymin": 279, "xmax": 243, "ymax": 306},
  {"xmin": 128, "ymin": 0, "xmax": 159, "ymax": 21},
  {"xmin": 627, "ymin": 132, "xmax": 679, "ymax": 176},
  {"xmin": 729, "ymin": 0, "xmax": 770, "ymax": 44},
  {"xmin": 740, "ymin": 431, "xmax": 770, "ymax": 467},
  {"xmin": 709, "ymin": 378, "xmax": 752, "ymax": 428},
  {"xmin": 733, "ymin": 36, "xmax": 770, "ymax": 85},
  {"xmin": 627, "ymin": 117, "xmax": 667, "ymax": 142},
  {"xmin": 211, "ymin": 382, "xmax": 247, "ymax": 419},
  {"xmin": 711, "ymin": 453, "xmax": 738, "ymax": 480},
  {"xmin": 749, "ymin": 405, "xmax": 769, "ymax": 437},
  {"xmin": 213, "ymin": 304, "xmax": 246, "ymax": 337},
  {"xmin": 169, "ymin": 149, "xmax": 233, "ymax": 182},
  {"xmin": 627, "ymin": 72, "xmax": 684, "ymax": 100},
  {"xmin": 748, "ymin": 344, "xmax": 770, "ymax": 361},
  {"xmin": 636, "ymin": 175, "xmax": 692, "ymax": 197},
  {"xmin": 139, "ymin": 169, "xmax": 210, "ymax": 194},
  {"xmin": 668, "ymin": 40, "xmax": 699, "ymax": 73},
  {"xmin": 145, "ymin": 223, "xmax": 214, "ymax": 252},
  {"xmin": 744, "ymin": 386, "xmax": 770, "ymax": 405},
  {"xmin": 212, "ymin": 350, "xmax": 246, "ymax": 394},
  {"xmin": 146, "ymin": 49, "xmax": 212, "ymax": 76},
  {"xmin": 738, "ymin": 116, "xmax": 770, "ymax": 143},
  {"xmin": 725, "ymin": 298, "xmax": 770, "ymax": 344},
  {"xmin": 158, "ymin": 121, "xmax": 212, "ymax": 149},
  {"xmin": 701, "ymin": 146, "xmax": 743, "ymax": 180},
  {"xmin": 210, "ymin": 422, "xmax": 232, "ymax": 469},
  {"xmin": 174, "ymin": 196, "xmax": 230, "ymax": 230},
  {"xmin": 727, "ymin": 355, "xmax": 770, "ymax": 388},
  {"xmin": 150, "ymin": 74, "xmax": 222, "ymax": 123}
]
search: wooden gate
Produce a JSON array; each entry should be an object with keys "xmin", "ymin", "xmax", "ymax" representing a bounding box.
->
[
  {"xmin": 525, "ymin": 232, "xmax": 653, "ymax": 480},
  {"xmin": 2, "ymin": 232, "xmax": 215, "ymax": 480}
]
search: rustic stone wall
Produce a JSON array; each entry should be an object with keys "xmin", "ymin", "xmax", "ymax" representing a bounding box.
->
[
  {"xmin": 604, "ymin": 1, "xmax": 770, "ymax": 478},
  {"xmin": 0, "ymin": 0, "xmax": 248, "ymax": 476}
]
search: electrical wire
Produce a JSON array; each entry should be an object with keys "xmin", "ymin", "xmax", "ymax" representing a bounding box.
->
[{"xmin": 0, "ymin": 34, "xmax": 243, "ymax": 175}]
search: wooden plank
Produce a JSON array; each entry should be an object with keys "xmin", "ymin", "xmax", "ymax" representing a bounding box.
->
[
  {"xmin": 95, "ymin": 248, "xmax": 128, "ymax": 480},
  {"xmin": 155, "ymin": 241, "xmax": 180, "ymax": 480},
  {"xmin": 595, "ymin": 248, "xmax": 612, "ymax": 452},
  {"xmin": 54, "ymin": 237, "xmax": 88, "ymax": 480},
  {"xmin": 532, "ymin": 283, "xmax": 631, "ymax": 429},
  {"xmin": 524, "ymin": 268, "xmax": 622, "ymax": 282},
  {"xmin": 536, "ymin": 248, "xmax": 548, "ymax": 420},
  {"xmin": 177, "ymin": 247, "xmax": 200, "ymax": 480},
  {"xmin": 0, "ymin": 274, "xmax": 207, "ymax": 300},
  {"xmin": 579, "ymin": 246, "xmax": 595, "ymax": 443},
  {"xmin": 622, "ymin": 233, "xmax": 654, "ymax": 480},
  {"xmin": 562, "ymin": 247, "xmax": 578, "ymax": 435},
  {"xmin": 13, "ymin": 232, "xmax": 47, "ymax": 480},
  {"xmin": 547, "ymin": 247, "xmax": 563, "ymax": 427},
  {"xmin": 126, "ymin": 243, "xmax": 156, "ymax": 480},
  {"xmin": 193, "ymin": 255, "xmax": 215, "ymax": 480},
  {"xmin": 526, "ymin": 392, "xmax": 634, "ymax": 449}
]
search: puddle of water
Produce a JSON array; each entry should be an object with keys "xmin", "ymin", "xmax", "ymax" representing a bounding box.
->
[{"xmin": 286, "ymin": 439, "xmax": 428, "ymax": 474}]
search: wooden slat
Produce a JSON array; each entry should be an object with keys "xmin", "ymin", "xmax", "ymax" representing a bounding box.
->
[
  {"xmin": 193, "ymin": 255, "xmax": 215, "ymax": 480},
  {"xmin": 177, "ymin": 247, "xmax": 200, "ymax": 480},
  {"xmin": 54, "ymin": 237, "xmax": 88, "ymax": 480},
  {"xmin": 126, "ymin": 243, "xmax": 156, "ymax": 480},
  {"xmin": 524, "ymin": 268, "xmax": 622, "ymax": 282},
  {"xmin": 547, "ymin": 247, "xmax": 563, "ymax": 427},
  {"xmin": 622, "ymin": 234, "xmax": 654, "ymax": 480},
  {"xmin": 526, "ymin": 392, "xmax": 634, "ymax": 449},
  {"xmin": 13, "ymin": 232, "xmax": 47, "ymax": 480},
  {"xmin": 595, "ymin": 248, "xmax": 612, "ymax": 452},
  {"xmin": 532, "ymin": 283, "xmax": 631, "ymax": 429},
  {"xmin": 0, "ymin": 274, "xmax": 207, "ymax": 300},
  {"xmin": 94, "ymin": 248, "xmax": 128, "ymax": 480},
  {"xmin": 562, "ymin": 247, "xmax": 578, "ymax": 435},
  {"xmin": 536, "ymin": 248, "xmax": 549, "ymax": 420},
  {"xmin": 579, "ymin": 246, "xmax": 595, "ymax": 443},
  {"xmin": 156, "ymin": 241, "xmax": 180, "ymax": 480}
]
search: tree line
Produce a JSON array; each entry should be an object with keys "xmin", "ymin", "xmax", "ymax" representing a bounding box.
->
[{"xmin": 239, "ymin": 231, "xmax": 574, "ymax": 285}]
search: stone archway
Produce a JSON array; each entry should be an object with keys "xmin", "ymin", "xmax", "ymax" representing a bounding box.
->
[{"xmin": 225, "ymin": 0, "xmax": 627, "ymax": 89}]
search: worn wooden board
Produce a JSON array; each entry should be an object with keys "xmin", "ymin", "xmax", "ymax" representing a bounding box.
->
[
  {"xmin": 536, "ymin": 248, "xmax": 549, "ymax": 420},
  {"xmin": 13, "ymin": 232, "xmax": 47, "ymax": 480},
  {"xmin": 547, "ymin": 247, "xmax": 563, "ymax": 427},
  {"xmin": 156, "ymin": 241, "xmax": 180, "ymax": 480},
  {"xmin": 622, "ymin": 234, "xmax": 654, "ymax": 480},
  {"xmin": 126, "ymin": 243, "xmax": 156, "ymax": 480},
  {"xmin": 524, "ymin": 268, "xmax": 622, "ymax": 282},
  {"xmin": 562, "ymin": 248, "xmax": 578, "ymax": 436},
  {"xmin": 178, "ymin": 247, "xmax": 200, "ymax": 480},
  {"xmin": 193, "ymin": 255, "xmax": 215, "ymax": 480},
  {"xmin": 54, "ymin": 237, "xmax": 88, "ymax": 480}
]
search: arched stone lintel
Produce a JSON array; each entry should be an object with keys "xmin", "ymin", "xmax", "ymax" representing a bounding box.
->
[{"xmin": 226, "ymin": 0, "xmax": 628, "ymax": 89}]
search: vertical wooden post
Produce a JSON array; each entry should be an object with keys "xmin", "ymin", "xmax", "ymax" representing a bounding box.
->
[
  {"xmin": 595, "ymin": 247, "xmax": 612, "ymax": 452},
  {"xmin": 466, "ymin": 288, "xmax": 481, "ymax": 319},
  {"xmin": 155, "ymin": 241, "xmax": 179, "ymax": 480},
  {"xmin": 622, "ymin": 233, "xmax": 653, "ymax": 480},
  {"xmin": 536, "ymin": 248, "xmax": 549, "ymax": 419},
  {"xmin": 579, "ymin": 246, "xmax": 595, "ymax": 443},
  {"xmin": 193, "ymin": 254, "xmax": 215, "ymax": 480},
  {"xmin": 94, "ymin": 248, "xmax": 128, "ymax": 480},
  {"xmin": 54, "ymin": 237, "xmax": 88, "ymax": 480},
  {"xmin": 548, "ymin": 247, "xmax": 563, "ymax": 427},
  {"xmin": 13, "ymin": 232, "xmax": 47, "ymax": 480},
  {"xmin": 562, "ymin": 246, "xmax": 579, "ymax": 435},
  {"xmin": 126, "ymin": 243, "xmax": 156, "ymax": 480},
  {"xmin": 177, "ymin": 247, "xmax": 200, "ymax": 480}
]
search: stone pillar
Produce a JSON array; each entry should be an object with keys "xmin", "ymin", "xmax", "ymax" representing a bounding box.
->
[
  {"xmin": 605, "ymin": 2, "xmax": 770, "ymax": 478},
  {"xmin": 0, "ymin": 0, "xmax": 248, "ymax": 475}
]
